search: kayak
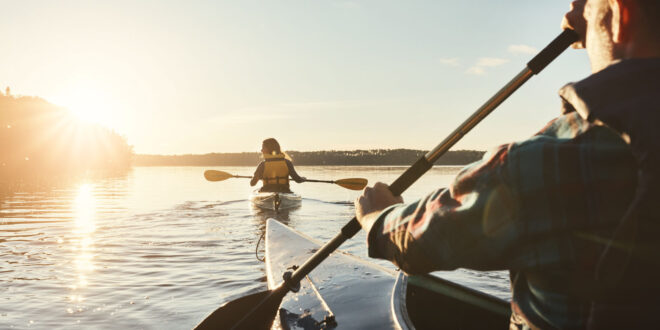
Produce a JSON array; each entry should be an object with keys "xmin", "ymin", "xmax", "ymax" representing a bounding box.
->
[
  {"xmin": 250, "ymin": 191, "xmax": 302, "ymax": 211},
  {"xmin": 265, "ymin": 218, "xmax": 510, "ymax": 329}
]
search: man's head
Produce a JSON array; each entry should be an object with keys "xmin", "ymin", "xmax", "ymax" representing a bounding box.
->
[{"xmin": 563, "ymin": 0, "xmax": 660, "ymax": 72}]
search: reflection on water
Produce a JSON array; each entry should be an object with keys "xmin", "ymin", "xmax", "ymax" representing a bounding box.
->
[
  {"xmin": 251, "ymin": 205, "xmax": 293, "ymax": 228},
  {"xmin": 0, "ymin": 166, "xmax": 510, "ymax": 329},
  {"xmin": 74, "ymin": 184, "xmax": 96, "ymax": 235},
  {"xmin": 69, "ymin": 184, "xmax": 97, "ymax": 310}
]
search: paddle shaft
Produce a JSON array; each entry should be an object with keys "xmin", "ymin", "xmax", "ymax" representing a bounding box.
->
[
  {"xmin": 284, "ymin": 29, "xmax": 578, "ymax": 287},
  {"xmin": 236, "ymin": 176, "xmax": 346, "ymax": 185},
  {"xmin": 228, "ymin": 175, "xmax": 334, "ymax": 183},
  {"xmin": 303, "ymin": 178, "xmax": 334, "ymax": 183}
]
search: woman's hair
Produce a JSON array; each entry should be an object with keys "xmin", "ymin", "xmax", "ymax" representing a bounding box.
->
[
  {"xmin": 262, "ymin": 138, "xmax": 291, "ymax": 160},
  {"xmin": 262, "ymin": 138, "xmax": 281, "ymax": 154}
]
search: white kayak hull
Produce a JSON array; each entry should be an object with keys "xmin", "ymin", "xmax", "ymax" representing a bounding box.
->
[
  {"xmin": 250, "ymin": 191, "xmax": 301, "ymax": 211},
  {"xmin": 264, "ymin": 218, "xmax": 510, "ymax": 329},
  {"xmin": 265, "ymin": 218, "xmax": 403, "ymax": 329}
]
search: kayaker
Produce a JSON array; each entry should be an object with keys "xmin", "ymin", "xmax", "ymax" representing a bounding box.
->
[
  {"xmin": 251, "ymin": 138, "xmax": 306, "ymax": 193},
  {"xmin": 354, "ymin": 0, "xmax": 660, "ymax": 328}
]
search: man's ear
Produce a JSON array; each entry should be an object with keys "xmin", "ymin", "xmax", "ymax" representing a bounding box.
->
[{"xmin": 609, "ymin": 0, "xmax": 631, "ymax": 43}]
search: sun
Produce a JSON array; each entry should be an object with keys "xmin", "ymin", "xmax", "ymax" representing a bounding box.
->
[{"xmin": 54, "ymin": 83, "xmax": 115, "ymax": 127}]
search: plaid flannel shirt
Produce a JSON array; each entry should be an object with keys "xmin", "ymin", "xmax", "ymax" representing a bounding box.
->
[{"xmin": 367, "ymin": 111, "xmax": 637, "ymax": 328}]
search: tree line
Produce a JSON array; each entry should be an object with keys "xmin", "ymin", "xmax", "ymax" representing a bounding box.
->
[
  {"xmin": 0, "ymin": 87, "xmax": 484, "ymax": 183},
  {"xmin": 0, "ymin": 89, "xmax": 133, "ymax": 181},
  {"xmin": 134, "ymin": 149, "xmax": 485, "ymax": 166}
]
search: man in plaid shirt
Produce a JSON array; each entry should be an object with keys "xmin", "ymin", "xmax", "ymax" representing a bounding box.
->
[{"xmin": 355, "ymin": 0, "xmax": 660, "ymax": 328}]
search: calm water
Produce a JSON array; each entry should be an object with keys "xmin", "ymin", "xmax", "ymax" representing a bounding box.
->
[{"xmin": 0, "ymin": 166, "xmax": 509, "ymax": 329}]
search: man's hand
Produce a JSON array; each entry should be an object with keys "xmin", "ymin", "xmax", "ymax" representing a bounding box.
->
[
  {"xmin": 354, "ymin": 182, "xmax": 403, "ymax": 232},
  {"xmin": 561, "ymin": 0, "xmax": 587, "ymax": 49}
]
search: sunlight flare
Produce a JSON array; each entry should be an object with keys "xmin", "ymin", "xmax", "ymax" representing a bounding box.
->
[{"xmin": 54, "ymin": 84, "xmax": 115, "ymax": 127}]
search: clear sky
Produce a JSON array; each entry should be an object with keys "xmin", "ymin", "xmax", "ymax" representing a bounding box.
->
[{"xmin": 1, "ymin": 1, "xmax": 591, "ymax": 155}]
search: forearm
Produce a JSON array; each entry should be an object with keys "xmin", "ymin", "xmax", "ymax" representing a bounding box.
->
[
  {"xmin": 251, "ymin": 162, "xmax": 264, "ymax": 186},
  {"xmin": 367, "ymin": 189, "xmax": 453, "ymax": 274},
  {"xmin": 361, "ymin": 145, "xmax": 522, "ymax": 274},
  {"xmin": 286, "ymin": 160, "xmax": 304, "ymax": 182},
  {"xmin": 367, "ymin": 172, "xmax": 521, "ymax": 273}
]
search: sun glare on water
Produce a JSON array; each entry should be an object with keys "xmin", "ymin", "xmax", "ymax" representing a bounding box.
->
[
  {"xmin": 71, "ymin": 183, "xmax": 97, "ymax": 293},
  {"xmin": 74, "ymin": 183, "xmax": 96, "ymax": 234}
]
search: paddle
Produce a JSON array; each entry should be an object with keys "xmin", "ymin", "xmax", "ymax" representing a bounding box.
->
[
  {"xmin": 204, "ymin": 170, "xmax": 251, "ymax": 181},
  {"xmin": 303, "ymin": 178, "xmax": 368, "ymax": 190},
  {"xmin": 194, "ymin": 30, "xmax": 578, "ymax": 330},
  {"xmin": 203, "ymin": 170, "xmax": 368, "ymax": 190}
]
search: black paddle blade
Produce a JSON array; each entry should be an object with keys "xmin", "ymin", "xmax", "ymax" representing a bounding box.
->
[{"xmin": 194, "ymin": 289, "xmax": 286, "ymax": 330}]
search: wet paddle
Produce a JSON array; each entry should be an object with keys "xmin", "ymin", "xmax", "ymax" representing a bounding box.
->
[
  {"xmin": 195, "ymin": 29, "xmax": 578, "ymax": 330},
  {"xmin": 203, "ymin": 170, "xmax": 368, "ymax": 190}
]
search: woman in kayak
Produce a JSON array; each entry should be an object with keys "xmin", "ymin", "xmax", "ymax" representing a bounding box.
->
[{"xmin": 250, "ymin": 138, "xmax": 306, "ymax": 193}]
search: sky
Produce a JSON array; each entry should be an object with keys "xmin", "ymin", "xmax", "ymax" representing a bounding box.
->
[{"xmin": 1, "ymin": 1, "xmax": 591, "ymax": 155}]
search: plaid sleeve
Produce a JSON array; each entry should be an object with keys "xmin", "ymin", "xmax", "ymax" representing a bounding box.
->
[
  {"xmin": 366, "ymin": 113, "xmax": 637, "ymax": 274},
  {"xmin": 367, "ymin": 145, "xmax": 520, "ymax": 273}
]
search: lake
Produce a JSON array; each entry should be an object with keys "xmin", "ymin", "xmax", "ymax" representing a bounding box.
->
[{"xmin": 0, "ymin": 166, "xmax": 509, "ymax": 329}]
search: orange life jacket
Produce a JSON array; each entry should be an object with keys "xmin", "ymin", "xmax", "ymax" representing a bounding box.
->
[{"xmin": 262, "ymin": 154, "xmax": 289, "ymax": 186}]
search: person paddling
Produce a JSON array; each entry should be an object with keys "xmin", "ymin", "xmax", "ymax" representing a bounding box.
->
[
  {"xmin": 354, "ymin": 0, "xmax": 660, "ymax": 328},
  {"xmin": 251, "ymin": 138, "xmax": 306, "ymax": 193}
]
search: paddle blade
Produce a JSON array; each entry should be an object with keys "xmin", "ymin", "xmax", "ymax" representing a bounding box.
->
[
  {"xmin": 194, "ymin": 289, "xmax": 285, "ymax": 330},
  {"xmin": 335, "ymin": 178, "xmax": 368, "ymax": 190},
  {"xmin": 204, "ymin": 170, "xmax": 233, "ymax": 182}
]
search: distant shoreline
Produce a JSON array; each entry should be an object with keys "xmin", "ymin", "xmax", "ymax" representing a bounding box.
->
[
  {"xmin": 133, "ymin": 164, "xmax": 468, "ymax": 167},
  {"xmin": 134, "ymin": 149, "xmax": 485, "ymax": 167}
]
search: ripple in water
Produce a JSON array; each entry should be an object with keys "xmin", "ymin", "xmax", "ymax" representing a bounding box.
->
[{"xmin": 0, "ymin": 166, "xmax": 510, "ymax": 328}]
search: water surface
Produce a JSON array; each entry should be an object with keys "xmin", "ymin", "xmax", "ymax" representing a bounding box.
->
[{"xmin": 0, "ymin": 166, "xmax": 509, "ymax": 329}]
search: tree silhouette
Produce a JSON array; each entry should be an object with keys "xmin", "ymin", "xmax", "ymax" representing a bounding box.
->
[{"xmin": 0, "ymin": 92, "xmax": 133, "ymax": 180}]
